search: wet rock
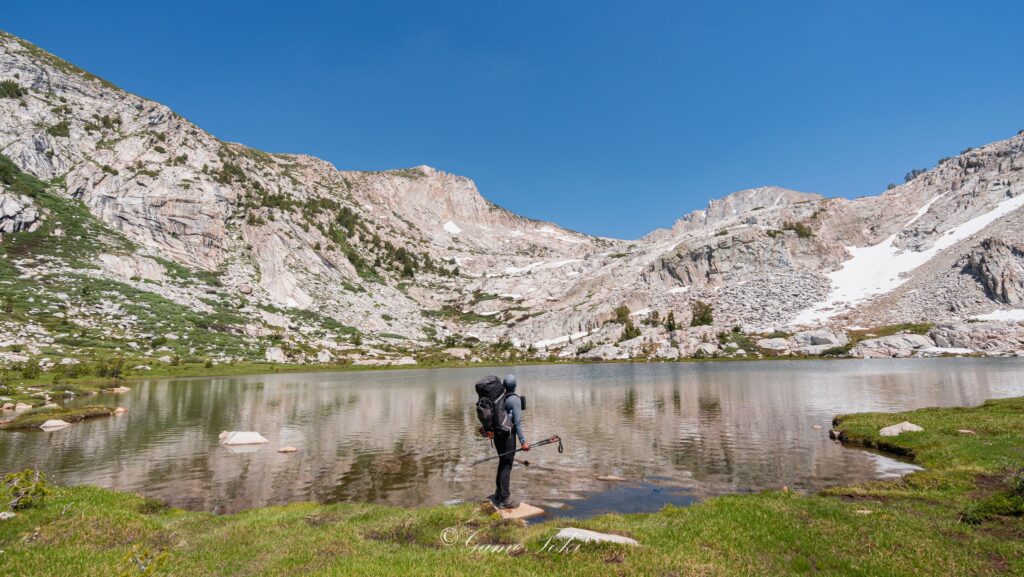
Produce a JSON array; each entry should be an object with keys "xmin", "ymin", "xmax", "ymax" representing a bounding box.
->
[
  {"xmin": 219, "ymin": 431, "xmax": 269, "ymax": 445},
  {"xmin": 40, "ymin": 419, "xmax": 71, "ymax": 430},
  {"xmin": 879, "ymin": 421, "xmax": 923, "ymax": 437}
]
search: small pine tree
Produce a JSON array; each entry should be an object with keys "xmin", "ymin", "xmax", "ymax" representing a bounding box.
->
[
  {"xmin": 620, "ymin": 320, "xmax": 641, "ymax": 342},
  {"xmin": 645, "ymin": 310, "xmax": 660, "ymax": 326},
  {"xmin": 3, "ymin": 295, "xmax": 13, "ymax": 314},
  {"xmin": 613, "ymin": 305, "xmax": 631, "ymax": 324},
  {"xmin": 690, "ymin": 301, "xmax": 713, "ymax": 327},
  {"xmin": 20, "ymin": 358, "xmax": 41, "ymax": 379},
  {"xmin": 665, "ymin": 311, "xmax": 677, "ymax": 332}
]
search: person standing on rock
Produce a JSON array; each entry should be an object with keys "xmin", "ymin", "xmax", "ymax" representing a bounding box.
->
[{"xmin": 481, "ymin": 374, "xmax": 528, "ymax": 509}]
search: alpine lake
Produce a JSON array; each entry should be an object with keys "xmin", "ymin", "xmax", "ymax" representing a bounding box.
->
[{"xmin": 3, "ymin": 358, "xmax": 1024, "ymax": 519}]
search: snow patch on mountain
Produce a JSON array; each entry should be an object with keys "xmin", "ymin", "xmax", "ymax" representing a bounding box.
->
[{"xmin": 794, "ymin": 192, "xmax": 1024, "ymax": 325}]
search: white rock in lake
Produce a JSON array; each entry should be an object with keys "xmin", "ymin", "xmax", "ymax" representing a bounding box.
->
[
  {"xmin": 219, "ymin": 431, "xmax": 270, "ymax": 445},
  {"xmin": 879, "ymin": 421, "xmax": 924, "ymax": 437},
  {"xmin": 39, "ymin": 419, "xmax": 71, "ymax": 430}
]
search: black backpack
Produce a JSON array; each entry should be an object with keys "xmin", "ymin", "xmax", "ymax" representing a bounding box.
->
[{"xmin": 475, "ymin": 375, "xmax": 511, "ymax": 434}]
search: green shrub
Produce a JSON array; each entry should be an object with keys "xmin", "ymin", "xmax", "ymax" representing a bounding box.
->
[
  {"xmin": 95, "ymin": 356, "xmax": 125, "ymax": 378},
  {"xmin": 620, "ymin": 320, "xmax": 641, "ymax": 342},
  {"xmin": 19, "ymin": 358, "xmax": 42, "ymax": 379},
  {"xmin": 665, "ymin": 310, "xmax": 677, "ymax": 331},
  {"xmin": 0, "ymin": 80, "xmax": 25, "ymax": 98},
  {"xmin": 690, "ymin": 301, "xmax": 713, "ymax": 327},
  {"xmin": 613, "ymin": 305, "xmax": 630, "ymax": 324},
  {"xmin": 782, "ymin": 221, "xmax": 814, "ymax": 238},
  {"xmin": 46, "ymin": 121, "xmax": 71, "ymax": 137},
  {"xmin": 820, "ymin": 343, "xmax": 853, "ymax": 357}
]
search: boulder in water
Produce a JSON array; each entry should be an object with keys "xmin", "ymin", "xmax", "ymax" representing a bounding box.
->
[
  {"xmin": 219, "ymin": 431, "xmax": 269, "ymax": 445},
  {"xmin": 40, "ymin": 419, "xmax": 71, "ymax": 431}
]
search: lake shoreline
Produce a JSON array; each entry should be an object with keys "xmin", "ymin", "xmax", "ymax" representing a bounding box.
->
[{"xmin": 3, "ymin": 397, "xmax": 1021, "ymax": 576}]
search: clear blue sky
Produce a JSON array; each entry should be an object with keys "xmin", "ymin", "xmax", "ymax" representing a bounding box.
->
[{"xmin": 4, "ymin": 1, "xmax": 1023, "ymax": 239}]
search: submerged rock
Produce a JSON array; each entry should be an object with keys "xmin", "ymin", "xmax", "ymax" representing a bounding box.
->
[
  {"xmin": 879, "ymin": 421, "xmax": 924, "ymax": 437},
  {"xmin": 219, "ymin": 431, "xmax": 270, "ymax": 445},
  {"xmin": 277, "ymin": 446, "xmax": 299, "ymax": 453}
]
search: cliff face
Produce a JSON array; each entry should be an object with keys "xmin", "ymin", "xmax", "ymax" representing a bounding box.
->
[{"xmin": 1, "ymin": 30, "xmax": 1023, "ymax": 366}]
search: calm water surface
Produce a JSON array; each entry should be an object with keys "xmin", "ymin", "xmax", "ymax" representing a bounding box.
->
[{"xmin": 2, "ymin": 358, "xmax": 1023, "ymax": 517}]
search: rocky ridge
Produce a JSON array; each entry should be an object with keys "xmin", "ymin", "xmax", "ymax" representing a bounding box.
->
[{"xmin": 1, "ymin": 30, "xmax": 1023, "ymax": 374}]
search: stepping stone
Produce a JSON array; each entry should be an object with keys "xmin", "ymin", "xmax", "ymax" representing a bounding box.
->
[
  {"xmin": 596, "ymin": 475, "xmax": 626, "ymax": 481},
  {"xmin": 553, "ymin": 528, "xmax": 638, "ymax": 546},
  {"xmin": 40, "ymin": 419, "xmax": 70, "ymax": 431},
  {"xmin": 493, "ymin": 502, "xmax": 545, "ymax": 520}
]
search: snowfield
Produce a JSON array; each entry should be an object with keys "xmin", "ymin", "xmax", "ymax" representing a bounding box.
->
[
  {"xmin": 974, "ymin": 309, "xmax": 1024, "ymax": 322},
  {"xmin": 793, "ymin": 192, "xmax": 1024, "ymax": 325}
]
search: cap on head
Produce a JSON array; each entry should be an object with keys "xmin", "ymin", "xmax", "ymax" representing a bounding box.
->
[{"xmin": 503, "ymin": 374, "xmax": 517, "ymax": 391}]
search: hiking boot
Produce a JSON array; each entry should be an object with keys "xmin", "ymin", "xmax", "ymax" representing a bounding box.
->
[
  {"xmin": 497, "ymin": 499, "xmax": 519, "ymax": 510},
  {"xmin": 484, "ymin": 494, "xmax": 500, "ymax": 506}
]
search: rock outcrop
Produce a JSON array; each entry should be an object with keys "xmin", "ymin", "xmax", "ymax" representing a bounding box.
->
[
  {"xmin": 961, "ymin": 238, "xmax": 1024, "ymax": 304},
  {"xmin": 0, "ymin": 189, "xmax": 39, "ymax": 234}
]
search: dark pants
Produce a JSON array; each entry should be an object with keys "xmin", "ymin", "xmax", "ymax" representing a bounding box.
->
[{"xmin": 494, "ymin": 431, "xmax": 516, "ymax": 503}]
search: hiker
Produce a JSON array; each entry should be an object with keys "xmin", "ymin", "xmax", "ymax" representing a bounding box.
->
[{"xmin": 477, "ymin": 374, "xmax": 528, "ymax": 509}]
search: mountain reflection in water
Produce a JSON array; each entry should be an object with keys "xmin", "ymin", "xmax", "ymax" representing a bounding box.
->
[{"xmin": 2, "ymin": 358, "xmax": 1023, "ymax": 515}]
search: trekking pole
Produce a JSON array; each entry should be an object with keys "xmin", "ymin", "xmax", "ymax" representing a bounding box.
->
[{"xmin": 470, "ymin": 435, "xmax": 563, "ymax": 466}]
